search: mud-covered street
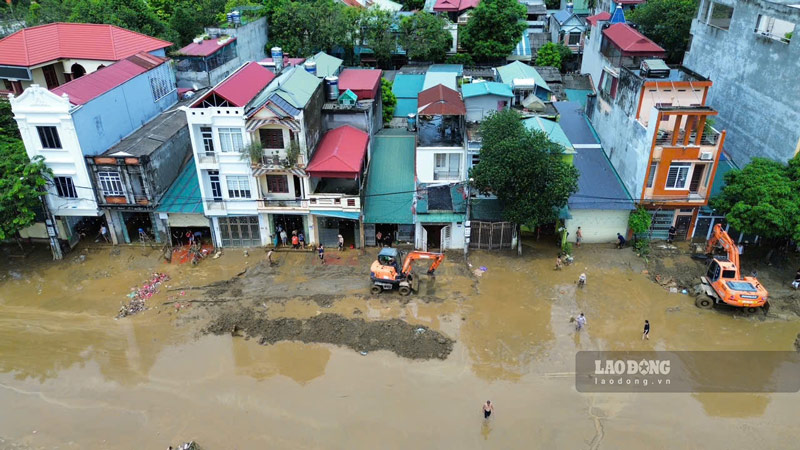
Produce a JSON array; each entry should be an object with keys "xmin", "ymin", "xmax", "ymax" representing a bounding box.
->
[{"xmin": 1, "ymin": 241, "xmax": 799, "ymax": 449}]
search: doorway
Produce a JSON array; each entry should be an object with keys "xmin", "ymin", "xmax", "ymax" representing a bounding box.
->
[
  {"xmin": 674, "ymin": 214, "xmax": 692, "ymax": 240},
  {"xmin": 689, "ymin": 165, "xmax": 706, "ymax": 193},
  {"xmin": 122, "ymin": 211, "xmax": 154, "ymax": 243},
  {"xmin": 422, "ymin": 224, "xmax": 444, "ymax": 250},
  {"xmin": 42, "ymin": 64, "xmax": 60, "ymax": 89},
  {"xmin": 272, "ymin": 214, "xmax": 306, "ymax": 243}
]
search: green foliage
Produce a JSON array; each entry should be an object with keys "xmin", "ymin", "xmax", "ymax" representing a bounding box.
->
[
  {"xmin": 461, "ymin": 0, "xmax": 526, "ymax": 62},
  {"xmin": 628, "ymin": 0, "xmax": 698, "ymax": 63},
  {"xmin": 284, "ymin": 140, "xmax": 301, "ymax": 168},
  {"xmin": 398, "ymin": 12, "xmax": 451, "ymax": 63},
  {"xmin": 0, "ymin": 136, "xmax": 51, "ymax": 240},
  {"xmin": 786, "ymin": 31, "xmax": 793, "ymax": 40},
  {"xmin": 710, "ymin": 157, "xmax": 800, "ymax": 241},
  {"xmin": 399, "ymin": 0, "xmax": 425, "ymax": 10},
  {"xmin": 535, "ymin": 42, "xmax": 566, "ymax": 69},
  {"xmin": 633, "ymin": 238, "xmax": 651, "ymax": 258},
  {"xmin": 562, "ymin": 241, "xmax": 573, "ymax": 255},
  {"xmin": 470, "ymin": 110, "xmax": 579, "ymax": 229},
  {"xmin": 544, "ymin": 0, "xmax": 560, "ymax": 9},
  {"xmin": 25, "ymin": 0, "xmax": 71, "ymax": 26},
  {"xmin": 628, "ymin": 206, "xmax": 652, "ymax": 235},
  {"xmin": 381, "ymin": 78, "xmax": 396, "ymax": 124},
  {"xmin": 359, "ymin": 8, "xmax": 396, "ymax": 68},
  {"xmin": 445, "ymin": 53, "xmax": 474, "ymax": 65},
  {"xmin": 67, "ymin": 0, "xmax": 178, "ymax": 43},
  {"xmin": 243, "ymin": 141, "xmax": 263, "ymax": 165}
]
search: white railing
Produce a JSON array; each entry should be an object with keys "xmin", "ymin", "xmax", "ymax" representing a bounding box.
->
[{"xmin": 308, "ymin": 195, "xmax": 360, "ymax": 210}]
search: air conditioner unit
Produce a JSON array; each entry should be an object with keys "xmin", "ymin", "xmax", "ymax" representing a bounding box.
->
[{"xmin": 699, "ymin": 151, "xmax": 713, "ymax": 160}]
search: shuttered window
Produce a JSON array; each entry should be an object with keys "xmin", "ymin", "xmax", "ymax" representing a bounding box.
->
[
  {"xmin": 260, "ymin": 129, "xmax": 284, "ymax": 149},
  {"xmin": 266, "ymin": 175, "xmax": 289, "ymax": 193}
]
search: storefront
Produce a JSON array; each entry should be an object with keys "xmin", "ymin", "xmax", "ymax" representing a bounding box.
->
[
  {"xmin": 216, "ymin": 216, "xmax": 261, "ymax": 247},
  {"xmin": 312, "ymin": 211, "xmax": 360, "ymax": 248}
]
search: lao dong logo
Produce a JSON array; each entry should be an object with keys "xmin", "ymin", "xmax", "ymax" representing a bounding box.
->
[{"xmin": 594, "ymin": 359, "xmax": 671, "ymax": 376}]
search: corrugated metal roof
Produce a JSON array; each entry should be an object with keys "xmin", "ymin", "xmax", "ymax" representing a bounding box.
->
[
  {"xmin": 275, "ymin": 68, "xmax": 321, "ymax": 108},
  {"xmin": 428, "ymin": 64, "xmax": 464, "ymax": 76},
  {"xmin": 510, "ymin": 33, "xmax": 532, "ymax": 60},
  {"xmin": 338, "ymin": 69, "xmax": 382, "ymax": 100},
  {"xmin": 51, "ymin": 52, "xmax": 166, "ymax": 105},
  {"xmin": 0, "ymin": 22, "xmax": 171, "ymax": 67},
  {"xmin": 569, "ymin": 147, "xmax": 633, "ymax": 210},
  {"xmin": 432, "ymin": 0, "xmax": 478, "ymax": 11},
  {"xmin": 461, "ymin": 81, "xmax": 513, "ymax": 98},
  {"xmin": 417, "ymin": 84, "xmax": 466, "ymax": 115},
  {"xmin": 602, "ymin": 23, "xmax": 665, "ymax": 54},
  {"xmin": 157, "ymin": 159, "xmax": 203, "ymax": 214},
  {"xmin": 523, "ymin": 116, "xmax": 576, "ymax": 154},
  {"xmin": 102, "ymin": 107, "xmax": 186, "ymax": 157},
  {"xmin": 178, "ymin": 37, "xmax": 236, "ymax": 57},
  {"xmin": 306, "ymin": 125, "xmax": 369, "ymax": 178},
  {"xmin": 363, "ymin": 130, "xmax": 415, "ymax": 224},
  {"xmin": 392, "ymin": 74, "xmax": 425, "ymax": 98},
  {"xmin": 202, "ymin": 62, "xmax": 276, "ymax": 107},
  {"xmin": 496, "ymin": 61, "xmax": 550, "ymax": 91},
  {"xmin": 586, "ymin": 11, "xmax": 611, "ymax": 26},
  {"xmin": 394, "ymin": 98, "xmax": 418, "ymax": 117},
  {"xmin": 423, "ymin": 72, "xmax": 457, "ymax": 90},
  {"xmin": 308, "ymin": 52, "xmax": 343, "ymax": 78}
]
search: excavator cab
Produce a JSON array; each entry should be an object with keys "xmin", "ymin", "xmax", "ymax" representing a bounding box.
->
[{"xmin": 370, "ymin": 249, "xmax": 445, "ymax": 296}]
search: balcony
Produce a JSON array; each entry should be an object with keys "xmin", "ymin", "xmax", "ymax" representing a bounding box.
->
[
  {"xmin": 645, "ymin": 193, "xmax": 706, "ymax": 204},
  {"xmin": 257, "ymin": 198, "xmax": 309, "ymax": 210},
  {"xmin": 198, "ymin": 152, "xmax": 217, "ymax": 164},
  {"xmin": 309, "ymin": 195, "xmax": 360, "ymax": 210},
  {"xmin": 655, "ymin": 127, "xmax": 720, "ymax": 147},
  {"xmin": 205, "ymin": 200, "xmax": 226, "ymax": 212}
]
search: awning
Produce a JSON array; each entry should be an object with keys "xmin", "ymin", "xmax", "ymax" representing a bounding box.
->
[
  {"xmin": 246, "ymin": 118, "xmax": 300, "ymax": 132},
  {"xmin": 252, "ymin": 166, "xmax": 307, "ymax": 177},
  {"xmin": 311, "ymin": 210, "xmax": 360, "ymax": 220},
  {"xmin": 168, "ymin": 213, "xmax": 211, "ymax": 228}
]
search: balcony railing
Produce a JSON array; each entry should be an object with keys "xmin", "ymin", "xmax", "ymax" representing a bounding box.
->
[
  {"xmin": 655, "ymin": 128, "xmax": 720, "ymax": 147},
  {"xmin": 309, "ymin": 195, "xmax": 360, "ymax": 209},
  {"xmin": 198, "ymin": 152, "xmax": 217, "ymax": 164},
  {"xmin": 205, "ymin": 200, "xmax": 226, "ymax": 211},
  {"xmin": 257, "ymin": 198, "xmax": 308, "ymax": 209},
  {"xmin": 644, "ymin": 193, "xmax": 706, "ymax": 204}
]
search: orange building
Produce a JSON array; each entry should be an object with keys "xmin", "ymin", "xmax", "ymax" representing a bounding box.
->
[{"xmin": 587, "ymin": 61, "xmax": 724, "ymax": 240}]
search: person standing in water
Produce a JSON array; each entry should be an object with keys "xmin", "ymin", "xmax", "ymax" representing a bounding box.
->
[
  {"xmin": 575, "ymin": 312, "xmax": 586, "ymax": 331},
  {"xmin": 642, "ymin": 320, "xmax": 650, "ymax": 340},
  {"xmin": 483, "ymin": 400, "xmax": 494, "ymax": 419}
]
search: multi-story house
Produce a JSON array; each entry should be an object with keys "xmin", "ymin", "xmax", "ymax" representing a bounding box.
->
[
  {"xmin": 0, "ymin": 23, "xmax": 170, "ymax": 95},
  {"xmin": 550, "ymin": 4, "xmax": 588, "ymax": 54},
  {"xmin": 587, "ymin": 62, "xmax": 724, "ymax": 240},
  {"xmin": 185, "ymin": 61, "xmax": 349, "ymax": 248},
  {"xmin": 580, "ymin": 15, "xmax": 666, "ymax": 91},
  {"xmin": 10, "ymin": 52, "xmax": 180, "ymax": 247},
  {"xmin": 683, "ymin": 0, "xmax": 800, "ymax": 164}
]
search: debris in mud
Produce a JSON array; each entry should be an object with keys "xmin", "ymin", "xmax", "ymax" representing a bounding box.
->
[
  {"xmin": 168, "ymin": 442, "xmax": 199, "ymax": 450},
  {"xmin": 205, "ymin": 310, "xmax": 455, "ymax": 360},
  {"xmin": 117, "ymin": 273, "xmax": 170, "ymax": 318}
]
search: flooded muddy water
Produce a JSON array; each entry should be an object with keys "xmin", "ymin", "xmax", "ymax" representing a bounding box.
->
[{"xmin": 0, "ymin": 243, "xmax": 799, "ymax": 449}]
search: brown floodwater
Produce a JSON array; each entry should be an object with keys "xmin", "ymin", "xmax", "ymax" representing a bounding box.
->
[{"xmin": 0, "ymin": 243, "xmax": 799, "ymax": 449}]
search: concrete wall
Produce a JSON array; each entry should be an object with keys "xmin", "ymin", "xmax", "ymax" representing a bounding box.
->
[
  {"xmin": 464, "ymin": 95, "xmax": 509, "ymax": 122},
  {"xmin": 580, "ymin": 22, "xmax": 606, "ymax": 88},
  {"xmin": 146, "ymin": 125, "xmax": 191, "ymax": 202},
  {"xmin": 683, "ymin": 0, "xmax": 800, "ymax": 164},
  {"xmin": 72, "ymin": 63, "xmax": 178, "ymax": 156},
  {"xmin": 416, "ymin": 147, "xmax": 467, "ymax": 183},
  {"xmin": 589, "ymin": 69, "xmax": 652, "ymax": 198},
  {"xmin": 303, "ymin": 84, "xmax": 325, "ymax": 156},
  {"xmin": 565, "ymin": 209, "xmax": 631, "ymax": 243}
]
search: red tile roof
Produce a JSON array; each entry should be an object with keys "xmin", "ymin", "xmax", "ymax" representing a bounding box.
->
[
  {"xmin": 433, "ymin": 0, "xmax": 479, "ymax": 11},
  {"xmin": 306, "ymin": 125, "xmax": 369, "ymax": 178},
  {"xmin": 417, "ymin": 84, "xmax": 466, "ymax": 115},
  {"xmin": 338, "ymin": 69, "xmax": 382, "ymax": 100},
  {"xmin": 51, "ymin": 52, "xmax": 166, "ymax": 105},
  {"xmin": 178, "ymin": 37, "xmax": 236, "ymax": 57},
  {"xmin": 602, "ymin": 23, "xmax": 665, "ymax": 54},
  {"xmin": 199, "ymin": 62, "xmax": 276, "ymax": 107},
  {"xmin": 0, "ymin": 23, "xmax": 172, "ymax": 67},
  {"xmin": 586, "ymin": 11, "xmax": 611, "ymax": 26}
]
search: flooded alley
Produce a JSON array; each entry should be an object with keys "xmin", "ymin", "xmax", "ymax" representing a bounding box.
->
[{"xmin": 0, "ymin": 242, "xmax": 799, "ymax": 449}]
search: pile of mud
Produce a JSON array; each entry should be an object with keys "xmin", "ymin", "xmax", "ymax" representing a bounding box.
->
[{"xmin": 206, "ymin": 309, "xmax": 454, "ymax": 360}]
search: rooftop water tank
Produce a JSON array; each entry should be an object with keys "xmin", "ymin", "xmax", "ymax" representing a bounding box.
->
[
  {"xmin": 304, "ymin": 61, "xmax": 317, "ymax": 76},
  {"xmin": 271, "ymin": 47, "xmax": 283, "ymax": 73},
  {"xmin": 324, "ymin": 76, "xmax": 339, "ymax": 101}
]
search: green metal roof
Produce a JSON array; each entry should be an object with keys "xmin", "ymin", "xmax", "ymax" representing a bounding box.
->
[
  {"xmin": 394, "ymin": 98, "xmax": 418, "ymax": 117},
  {"xmin": 157, "ymin": 159, "xmax": 203, "ymax": 214},
  {"xmin": 461, "ymin": 82, "xmax": 514, "ymax": 99},
  {"xmin": 496, "ymin": 61, "xmax": 550, "ymax": 92},
  {"xmin": 423, "ymin": 72, "xmax": 457, "ymax": 90},
  {"xmin": 523, "ymin": 116, "xmax": 577, "ymax": 154},
  {"xmin": 428, "ymin": 64, "xmax": 464, "ymax": 76},
  {"xmin": 275, "ymin": 68, "xmax": 321, "ymax": 108},
  {"xmin": 308, "ymin": 52, "xmax": 343, "ymax": 78},
  {"xmin": 364, "ymin": 130, "xmax": 416, "ymax": 224},
  {"xmin": 417, "ymin": 213, "xmax": 465, "ymax": 223},
  {"xmin": 392, "ymin": 74, "xmax": 425, "ymax": 98},
  {"xmin": 471, "ymin": 198, "xmax": 504, "ymax": 221},
  {"xmin": 564, "ymin": 88, "xmax": 592, "ymax": 107}
]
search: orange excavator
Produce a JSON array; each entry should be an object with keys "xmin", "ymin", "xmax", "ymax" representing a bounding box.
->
[
  {"xmin": 696, "ymin": 224, "xmax": 768, "ymax": 312},
  {"xmin": 370, "ymin": 248, "xmax": 445, "ymax": 296}
]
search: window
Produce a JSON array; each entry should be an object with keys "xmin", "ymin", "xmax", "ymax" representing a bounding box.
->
[
  {"xmin": 665, "ymin": 163, "xmax": 691, "ymax": 190},
  {"xmin": 708, "ymin": 3, "xmax": 734, "ymax": 30},
  {"xmin": 54, "ymin": 176, "xmax": 77, "ymax": 198},
  {"xmin": 37, "ymin": 126, "xmax": 62, "ymax": 149},
  {"xmin": 266, "ymin": 175, "xmax": 289, "ymax": 193},
  {"xmin": 647, "ymin": 162, "xmax": 658, "ymax": 188},
  {"xmin": 699, "ymin": 0, "xmax": 711, "ymax": 22},
  {"xmin": 434, "ymin": 153, "xmax": 461, "ymax": 180},
  {"xmin": 200, "ymin": 127, "xmax": 214, "ymax": 154},
  {"xmin": 755, "ymin": 14, "xmax": 795, "ymax": 43},
  {"xmin": 568, "ymin": 32, "xmax": 581, "ymax": 46},
  {"xmin": 218, "ymin": 128, "xmax": 243, "ymax": 152},
  {"xmin": 260, "ymin": 128, "xmax": 285, "ymax": 149},
  {"xmin": 98, "ymin": 171, "xmax": 124, "ymax": 196},
  {"xmin": 599, "ymin": 71, "xmax": 618, "ymax": 99},
  {"xmin": 149, "ymin": 67, "xmax": 174, "ymax": 101},
  {"xmin": 227, "ymin": 176, "xmax": 251, "ymax": 198}
]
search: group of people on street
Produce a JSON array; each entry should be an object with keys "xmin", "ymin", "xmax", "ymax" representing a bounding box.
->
[
  {"xmin": 374, "ymin": 231, "xmax": 394, "ymax": 247},
  {"xmin": 273, "ymin": 225, "xmax": 305, "ymax": 250}
]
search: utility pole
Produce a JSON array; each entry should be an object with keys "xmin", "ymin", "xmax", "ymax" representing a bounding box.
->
[{"xmin": 41, "ymin": 196, "xmax": 63, "ymax": 260}]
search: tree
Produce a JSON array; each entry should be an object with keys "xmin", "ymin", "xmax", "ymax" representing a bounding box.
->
[
  {"xmin": 710, "ymin": 157, "xmax": 800, "ymax": 242},
  {"xmin": 628, "ymin": 0, "xmax": 698, "ymax": 63},
  {"xmin": 535, "ymin": 42, "xmax": 572, "ymax": 70},
  {"xmin": 445, "ymin": 53, "xmax": 474, "ymax": 66},
  {"xmin": 0, "ymin": 137, "xmax": 51, "ymax": 241},
  {"xmin": 67, "ymin": 0, "xmax": 178, "ymax": 43},
  {"xmin": 398, "ymin": 12, "xmax": 451, "ymax": 63},
  {"xmin": 470, "ymin": 110, "xmax": 579, "ymax": 254},
  {"xmin": 381, "ymin": 78, "xmax": 396, "ymax": 124},
  {"xmin": 628, "ymin": 206, "xmax": 652, "ymax": 236},
  {"xmin": 461, "ymin": 0, "xmax": 526, "ymax": 63},
  {"xmin": 25, "ymin": 0, "xmax": 71, "ymax": 26},
  {"xmin": 269, "ymin": 0, "xmax": 355, "ymax": 58},
  {"xmin": 359, "ymin": 8, "xmax": 396, "ymax": 69}
]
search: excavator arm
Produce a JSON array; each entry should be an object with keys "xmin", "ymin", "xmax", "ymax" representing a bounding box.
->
[
  {"xmin": 706, "ymin": 224, "xmax": 740, "ymax": 278},
  {"xmin": 401, "ymin": 251, "xmax": 446, "ymax": 276}
]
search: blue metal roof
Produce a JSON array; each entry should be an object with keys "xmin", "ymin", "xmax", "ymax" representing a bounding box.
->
[
  {"xmin": 610, "ymin": 5, "xmax": 626, "ymax": 24},
  {"xmin": 511, "ymin": 32, "xmax": 532, "ymax": 59},
  {"xmin": 392, "ymin": 74, "xmax": 425, "ymax": 98},
  {"xmin": 553, "ymin": 101, "xmax": 598, "ymax": 146},
  {"xmin": 570, "ymin": 148, "xmax": 634, "ymax": 211},
  {"xmin": 394, "ymin": 98, "xmax": 418, "ymax": 117},
  {"xmin": 157, "ymin": 159, "xmax": 203, "ymax": 214},
  {"xmin": 428, "ymin": 64, "xmax": 464, "ymax": 76},
  {"xmin": 461, "ymin": 82, "xmax": 514, "ymax": 98}
]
